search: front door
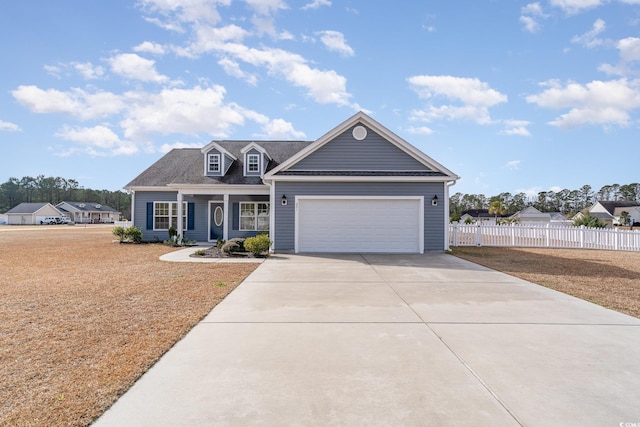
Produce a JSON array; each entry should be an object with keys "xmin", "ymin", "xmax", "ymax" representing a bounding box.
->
[{"xmin": 210, "ymin": 203, "xmax": 224, "ymax": 241}]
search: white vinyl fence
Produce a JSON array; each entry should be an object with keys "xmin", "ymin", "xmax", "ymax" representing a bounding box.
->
[
  {"xmin": 114, "ymin": 220, "xmax": 133, "ymax": 228},
  {"xmin": 449, "ymin": 223, "xmax": 640, "ymax": 252}
]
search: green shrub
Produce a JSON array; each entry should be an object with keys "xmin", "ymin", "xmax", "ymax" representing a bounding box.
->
[
  {"xmin": 112, "ymin": 226, "xmax": 126, "ymax": 242},
  {"xmin": 216, "ymin": 237, "xmax": 225, "ymax": 249},
  {"xmin": 194, "ymin": 249, "xmax": 206, "ymax": 256},
  {"xmin": 573, "ymin": 213, "xmax": 606, "ymax": 228},
  {"xmin": 244, "ymin": 234, "xmax": 272, "ymax": 256},
  {"xmin": 124, "ymin": 226, "xmax": 142, "ymax": 243},
  {"xmin": 222, "ymin": 238, "xmax": 245, "ymax": 254},
  {"xmin": 168, "ymin": 226, "xmax": 178, "ymax": 240}
]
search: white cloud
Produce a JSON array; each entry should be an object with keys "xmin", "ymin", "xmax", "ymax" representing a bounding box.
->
[
  {"xmin": 526, "ymin": 78, "xmax": 640, "ymax": 128},
  {"xmin": 11, "ymin": 85, "xmax": 126, "ymax": 120},
  {"xmin": 120, "ymin": 85, "xmax": 245, "ymax": 140},
  {"xmin": 317, "ymin": 30, "xmax": 355, "ymax": 57},
  {"xmin": 407, "ymin": 75, "xmax": 507, "ymax": 125},
  {"xmin": 218, "ymin": 57, "xmax": 258, "ymax": 85},
  {"xmin": 506, "ymin": 160, "xmax": 521, "ymax": 170},
  {"xmin": 406, "ymin": 126, "xmax": 434, "ymax": 136},
  {"xmin": 108, "ymin": 53, "xmax": 169, "ymax": 83},
  {"xmin": 500, "ymin": 120, "xmax": 532, "ymax": 136},
  {"xmin": 549, "ymin": 0, "xmax": 603, "ymax": 14},
  {"xmin": 55, "ymin": 125, "xmax": 138, "ymax": 156},
  {"xmin": 302, "ymin": 0, "xmax": 331, "ymax": 10},
  {"xmin": 599, "ymin": 36, "xmax": 640, "ymax": 76},
  {"xmin": 133, "ymin": 41, "xmax": 167, "ymax": 55},
  {"xmin": 261, "ymin": 118, "xmax": 306, "ymax": 139},
  {"xmin": 618, "ymin": 37, "xmax": 640, "ymax": 62},
  {"xmin": 215, "ymin": 43, "xmax": 355, "ymax": 106},
  {"xmin": 244, "ymin": 0, "xmax": 287, "ymax": 16},
  {"xmin": 232, "ymin": 106, "xmax": 306, "ymax": 139},
  {"xmin": 0, "ymin": 120, "xmax": 21, "ymax": 132},
  {"xmin": 44, "ymin": 64, "xmax": 63, "ymax": 78},
  {"xmin": 517, "ymin": 186, "xmax": 542, "ymax": 198},
  {"xmin": 138, "ymin": 0, "xmax": 225, "ymax": 28},
  {"xmin": 159, "ymin": 141, "xmax": 203, "ymax": 153},
  {"xmin": 74, "ymin": 62, "xmax": 105, "ymax": 80},
  {"xmin": 520, "ymin": 3, "xmax": 548, "ymax": 33},
  {"xmin": 571, "ymin": 18, "xmax": 606, "ymax": 48}
]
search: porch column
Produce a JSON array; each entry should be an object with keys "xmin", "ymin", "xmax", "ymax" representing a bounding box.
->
[
  {"xmin": 177, "ymin": 191, "xmax": 184, "ymax": 239},
  {"xmin": 223, "ymin": 193, "xmax": 229, "ymax": 241}
]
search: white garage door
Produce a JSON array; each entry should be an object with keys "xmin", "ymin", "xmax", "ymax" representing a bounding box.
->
[{"xmin": 296, "ymin": 197, "xmax": 423, "ymax": 253}]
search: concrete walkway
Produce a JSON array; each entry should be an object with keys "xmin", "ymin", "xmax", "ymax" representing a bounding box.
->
[{"xmin": 94, "ymin": 253, "xmax": 640, "ymax": 426}]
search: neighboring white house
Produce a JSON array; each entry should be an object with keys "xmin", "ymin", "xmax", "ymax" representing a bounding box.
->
[
  {"xmin": 4, "ymin": 202, "xmax": 63, "ymax": 225},
  {"xmin": 588, "ymin": 201, "xmax": 640, "ymax": 227},
  {"xmin": 613, "ymin": 206, "xmax": 640, "ymax": 225},
  {"xmin": 509, "ymin": 207, "xmax": 571, "ymax": 225},
  {"xmin": 459, "ymin": 209, "xmax": 509, "ymax": 223},
  {"xmin": 56, "ymin": 201, "xmax": 121, "ymax": 224}
]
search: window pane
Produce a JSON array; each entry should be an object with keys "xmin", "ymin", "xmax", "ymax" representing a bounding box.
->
[
  {"xmin": 209, "ymin": 154, "xmax": 220, "ymax": 172},
  {"xmin": 257, "ymin": 217, "xmax": 269, "ymax": 230},
  {"xmin": 240, "ymin": 203, "xmax": 255, "ymax": 216},
  {"xmin": 240, "ymin": 217, "xmax": 254, "ymax": 230}
]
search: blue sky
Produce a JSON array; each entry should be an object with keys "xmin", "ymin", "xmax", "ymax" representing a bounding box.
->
[{"xmin": 1, "ymin": 0, "xmax": 639, "ymax": 197}]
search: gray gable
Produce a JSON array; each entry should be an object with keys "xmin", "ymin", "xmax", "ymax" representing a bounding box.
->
[
  {"xmin": 289, "ymin": 124, "xmax": 431, "ymax": 172},
  {"xmin": 126, "ymin": 141, "xmax": 311, "ymax": 188}
]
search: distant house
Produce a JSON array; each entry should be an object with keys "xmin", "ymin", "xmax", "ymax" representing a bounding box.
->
[
  {"xmin": 588, "ymin": 201, "xmax": 640, "ymax": 227},
  {"xmin": 460, "ymin": 209, "xmax": 509, "ymax": 223},
  {"xmin": 613, "ymin": 206, "xmax": 640, "ymax": 225},
  {"xmin": 4, "ymin": 202, "xmax": 63, "ymax": 225},
  {"xmin": 56, "ymin": 201, "xmax": 121, "ymax": 224},
  {"xmin": 510, "ymin": 207, "xmax": 570, "ymax": 225}
]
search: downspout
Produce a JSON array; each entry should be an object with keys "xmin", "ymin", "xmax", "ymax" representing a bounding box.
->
[{"xmin": 445, "ymin": 179, "xmax": 457, "ymax": 251}]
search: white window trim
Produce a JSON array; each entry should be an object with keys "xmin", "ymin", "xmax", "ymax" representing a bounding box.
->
[
  {"xmin": 153, "ymin": 201, "xmax": 188, "ymax": 231},
  {"xmin": 239, "ymin": 201, "xmax": 270, "ymax": 231},
  {"xmin": 246, "ymin": 153, "xmax": 260, "ymax": 174},
  {"xmin": 208, "ymin": 153, "xmax": 221, "ymax": 173}
]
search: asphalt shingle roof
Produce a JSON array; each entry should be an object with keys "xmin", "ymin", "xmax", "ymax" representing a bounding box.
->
[
  {"xmin": 126, "ymin": 141, "xmax": 311, "ymax": 187},
  {"xmin": 5, "ymin": 202, "xmax": 51, "ymax": 214},
  {"xmin": 597, "ymin": 201, "xmax": 640, "ymax": 215},
  {"xmin": 59, "ymin": 201, "xmax": 119, "ymax": 212}
]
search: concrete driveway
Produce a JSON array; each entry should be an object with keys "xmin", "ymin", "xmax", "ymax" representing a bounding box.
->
[{"xmin": 94, "ymin": 253, "xmax": 640, "ymax": 426}]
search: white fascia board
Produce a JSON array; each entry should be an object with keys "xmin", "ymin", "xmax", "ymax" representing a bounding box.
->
[
  {"xmin": 200, "ymin": 141, "xmax": 238, "ymax": 160},
  {"xmin": 123, "ymin": 186, "xmax": 179, "ymax": 192},
  {"xmin": 264, "ymin": 111, "xmax": 460, "ymax": 181},
  {"xmin": 240, "ymin": 142, "xmax": 272, "ymax": 160},
  {"xmin": 265, "ymin": 175, "xmax": 457, "ymax": 183}
]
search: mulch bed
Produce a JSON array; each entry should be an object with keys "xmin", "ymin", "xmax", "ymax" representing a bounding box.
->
[{"xmin": 0, "ymin": 226, "xmax": 259, "ymax": 426}]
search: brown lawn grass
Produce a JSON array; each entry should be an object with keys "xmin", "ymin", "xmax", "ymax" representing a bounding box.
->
[
  {"xmin": 0, "ymin": 225, "xmax": 259, "ymax": 426},
  {"xmin": 450, "ymin": 246, "xmax": 640, "ymax": 319}
]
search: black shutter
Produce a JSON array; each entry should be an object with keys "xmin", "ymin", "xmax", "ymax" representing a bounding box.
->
[
  {"xmin": 146, "ymin": 203, "xmax": 153, "ymax": 230},
  {"xmin": 187, "ymin": 202, "xmax": 195, "ymax": 230}
]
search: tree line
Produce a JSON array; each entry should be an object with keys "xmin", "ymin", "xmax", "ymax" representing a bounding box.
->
[
  {"xmin": 0, "ymin": 176, "xmax": 131, "ymax": 219},
  {"xmin": 450, "ymin": 183, "xmax": 640, "ymax": 220}
]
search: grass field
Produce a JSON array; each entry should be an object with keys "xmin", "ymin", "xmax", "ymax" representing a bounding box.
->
[
  {"xmin": 1, "ymin": 226, "xmax": 638, "ymax": 426},
  {"xmin": 0, "ymin": 225, "xmax": 259, "ymax": 426}
]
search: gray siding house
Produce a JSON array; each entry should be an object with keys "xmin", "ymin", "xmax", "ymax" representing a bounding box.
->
[{"xmin": 125, "ymin": 112, "xmax": 459, "ymax": 253}]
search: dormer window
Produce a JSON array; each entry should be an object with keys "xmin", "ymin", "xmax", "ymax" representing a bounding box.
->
[
  {"xmin": 208, "ymin": 154, "xmax": 221, "ymax": 173},
  {"xmin": 247, "ymin": 154, "xmax": 259, "ymax": 173}
]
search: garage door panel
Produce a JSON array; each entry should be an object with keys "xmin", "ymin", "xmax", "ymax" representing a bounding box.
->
[{"xmin": 297, "ymin": 198, "xmax": 422, "ymax": 253}]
